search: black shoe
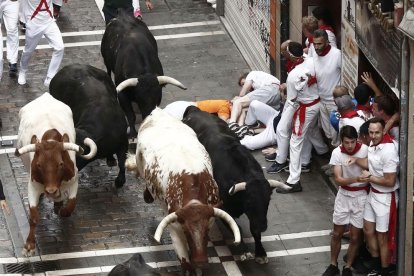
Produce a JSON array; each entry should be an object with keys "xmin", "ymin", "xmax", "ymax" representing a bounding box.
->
[
  {"xmin": 228, "ymin": 122, "xmax": 240, "ymax": 132},
  {"xmin": 342, "ymin": 266, "xmax": 352, "ymax": 276},
  {"xmin": 266, "ymin": 161, "xmax": 288, "ymax": 174},
  {"xmin": 283, "ymin": 163, "xmax": 311, "ymax": 173},
  {"xmin": 322, "ymin": 264, "xmax": 340, "ymax": 276},
  {"xmin": 264, "ymin": 152, "xmax": 276, "ymax": 162},
  {"xmin": 367, "ymin": 269, "xmax": 380, "ymax": 276},
  {"xmin": 19, "ymin": 21, "xmax": 26, "ymax": 32},
  {"xmin": 9, "ymin": 63, "xmax": 17, "ymax": 77},
  {"xmin": 276, "ymin": 182, "xmax": 302, "ymax": 194}
]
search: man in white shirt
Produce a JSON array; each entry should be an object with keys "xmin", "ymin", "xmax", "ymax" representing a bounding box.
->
[
  {"xmin": 18, "ymin": 0, "xmax": 65, "ymax": 87},
  {"xmin": 228, "ymin": 71, "xmax": 281, "ymax": 131},
  {"xmin": 335, "ymin": 92, "xmax": 365, "ymax": 133},
  {"xmin": 0, "ymin": 0, "xmax": 19, "ymax": 79},
  {"xmin": 323, "ymin": 125, "xmax": 369, "ymax": 276},
  {"xmin": 313, "ymin": 29, "xmax": 342, "ymax": 146},
  {"xmin": 349, "ymin": 118, "xmax": 399, "ymax": 276}
]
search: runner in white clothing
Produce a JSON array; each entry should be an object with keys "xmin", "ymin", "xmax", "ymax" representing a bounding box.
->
[
  {"xmin": 347, "ymin": 118, "xmax": 399, "ymax": 276},
  {"xmin": 313, "ymin": 29, "xmax": 342, "ymax": 146},
  {"xmin": 18, "ymin": 0, "xmax": 65, "ymax": 87},
  {"xmin": 322, "ymin": 125, "xmax": 369, "ymax": 276},
  {"xmin": 0, "ymin": 0, "xmax": 19, "ymax": 79}
]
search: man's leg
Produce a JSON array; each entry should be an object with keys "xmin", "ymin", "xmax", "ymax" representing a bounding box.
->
[
  {"xmin": 43, "ymin": 22, "xmax": 64, "ymax": 81},
  {"xmin": 3, "ymin": 0, "xmax": 19, "ymax": 66},
  {"xmin": 19, "ymin": 22, "xmax": 44, "ymax": 84},
  {"xmin": 245, "ymin": 100, "xmax": 278, "ymax": 126},
  {"xmin": 376, "ymin": 232, "xmax": 389, "ymax": 272},
  {"xmin": 229, "ymin": 95, "xmax": 250, "ymax": 123},
  {"xmin": 275, "ymin": 101, "xmax": 296, "ymax": 164},
  {"xmin": 330, "ymin": 224, "xmax": 346, "ymax": 266},
  {"xmin": 345, "ymin": 225, "xmax": 363, "ymax": 268},
  {"xmin": 320, "ymin": 101, "xmax": 339, "ymax": 146}
]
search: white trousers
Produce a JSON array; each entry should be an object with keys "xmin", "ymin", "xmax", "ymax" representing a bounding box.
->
[
  {"xmin": 240, "ymin": 100, "xmax": 279, "ymax": 150},
  {"xmin": 20, "ymin": 19, "xmax": 64, "ymax": 79},
  {"xmin": 0, "ymin": 0, "xmax": 19, "ymax": 64},
  {"xmin": 287, "ymin": 101, "xmax": 321, "ymax": 184},
  {"xmin": 306, "ymin": 117, "xmax": 329, "ymax": 155},
  {"xmin": 319, "ymin": 100, "xmax": 339, "ymax": 146},
  {"xmin": 275, "ymin": 101, "xmax": 296, "ymax": 164}
]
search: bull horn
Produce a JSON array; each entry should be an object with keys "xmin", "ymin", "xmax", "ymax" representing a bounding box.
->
[
  {"xmin": 154, "ymin": 212, "xmax": 178, "ymax": 243},
  {"xmin": 63, "ymin": 143, "xmax": 84, "ymax": 155},
  {"xmin": 213, "ymin": 208, "xmax": 241, "ymax": 244},
  {"xmin": 157, "ymin": 76, "xmax": 187, "ymax": 90},
  {"xmin": 228, "ymin": 182, "xmax": 246, "ymax": 195},
  {"xmin": 15, "ymin": 144, "xmax": 37, "ymax": 157},
  {"xmin": 268, "ymin": 179, "xmax": 291, "ymax": 190},
  {"xmin": 116, "ymin": 78, "xmax": 139, "ymax": 93},
  {"xmin": 79, "ymin": 138, "xmax": 97, "ymax": 160}
]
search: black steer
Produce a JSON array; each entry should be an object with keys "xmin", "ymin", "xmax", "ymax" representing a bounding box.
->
[
  {"xmin": 182, "ymin": 106, "xmax": 290, "ymax": 264},
  {"xmin": 101, "ymin": 12, "xmax": 186, "ymax": 138},
  {"xmin": 50, "ymin": 64, "xmax": 128, "ymax": 187}
]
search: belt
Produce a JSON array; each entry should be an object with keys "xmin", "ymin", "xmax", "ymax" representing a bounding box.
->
[
  {"xmin": 291, "ymin": 97, "xmax": 320, "ymax": 136},
  {"xmin": 341, "ymin": 185, "xmax": 369, "ymax": 192}
]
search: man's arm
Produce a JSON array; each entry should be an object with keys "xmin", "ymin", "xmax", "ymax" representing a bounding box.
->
[
  {"xmin": 361, "ymin": 72, "xmax": 382, "ymax": 97},
  {"xmin": 239, "ymin": 80, "xmax": 252, "ymax": 97},
  {"xmin": 368, "ymin": 172, "xmax": 397, "ymax": 188},
  {"xmin": 346, "ymin": 157, "xmax": 369, "ymax": 169}
]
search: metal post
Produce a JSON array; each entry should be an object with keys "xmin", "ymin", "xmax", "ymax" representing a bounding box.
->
[{"xmin": 280, "ymin": 0, "xmax": 289, "ymax": 82}]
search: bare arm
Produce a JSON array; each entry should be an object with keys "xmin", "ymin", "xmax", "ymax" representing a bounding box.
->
[
  {"xmin": 369, "ymin": 172, "xmax": 397, "ymax": 188},
  {"xmin": 361, "ymin": 72, "xmax": 382, "ymax": 97},
  {"xmin": 384, "ymin": 112, "xmax": 400, "ymax": 134},
  {"xmin": 239, "ymin": 81, "xmax": 253, "ymax": 97},
  {"xmin": 333, "ymin": 165, "xmax": 359, "ymax": 186},
  {"xmin": 346, "ymin": 157, "xmax": 369, "ymax": 170}
]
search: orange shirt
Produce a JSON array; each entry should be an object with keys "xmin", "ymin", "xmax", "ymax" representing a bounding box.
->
[{"xmin": 196, "ymin": 100, "xmax": 231, "ymax": 120}]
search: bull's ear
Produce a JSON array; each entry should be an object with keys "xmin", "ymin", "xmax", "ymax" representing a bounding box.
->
[
  {"xmin": 30, "ymin": 135, "xmax": 39, "ymax": 144},
  {"xmin": 62, "ymin": 133, "xmax": 70, "ymax": 143}
]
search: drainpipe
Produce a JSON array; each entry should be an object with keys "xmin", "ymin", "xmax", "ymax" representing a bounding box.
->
[
  {"xmin": 397, "ymin": 35, "xmax": 410, "ymax": 276},
  {"xmin": 280, "ymin": 0, "xmax": 289, "ymax": 82}
]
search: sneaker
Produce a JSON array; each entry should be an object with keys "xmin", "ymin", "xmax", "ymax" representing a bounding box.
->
[
  {"xmin": 18, "ymin": 71, "xmax": 26, "ymax": 85},
  {"xmin": 264, "ymin": 153, "xmax": 276, "ymax": 162},
  {"xmin": 342, "ymin": 266, "xmax": 352, "ymax": 276},
  {"xmin": 266, "ymin": 161, "xmax": 288, "ymax": 174},
  {"xmin": 9, "ymin": 63, "xmax": 17, "ymax": 77},
  {"xmin": 248, "ymin": 121, "xmax": 262, "ymax": 129},
  {"xmin": 283, "ymin": 163, "xmax": 311, "ymax": 173},
  {"xmin": 367, "ymin": 269, "xmax": 380, "ymax": 276},
  {"xmin": 228, "ymin": 122, "xmax": 240, "ymax": 132},
  {"xmin": 276, "ymin": 181, "xmax": 302, "ymax": 193},
  {"xmin": 44, "ymin": 77, "xmax": 52, "ymax": 87},
  {"xmin": 322, "ymin": 264, "xmax": 340, "ymax": 276}
]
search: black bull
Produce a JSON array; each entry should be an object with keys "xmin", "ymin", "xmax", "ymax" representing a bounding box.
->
[
  {"xmin": 101, "ymin": 13, "xmax": 186, "ymax": 138},
  {"xmin": 182, "ymin": 106, "xmax": 290, "ymax": 264},
  {"xmin": 50, "ymin": 64, "xmax": 128, "ymax": 188}
]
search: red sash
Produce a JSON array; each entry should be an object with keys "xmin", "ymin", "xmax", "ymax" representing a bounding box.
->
[
  {"xmin": 31, "ymin": 0, "xmax": 53, "ymax": 20},
  {"xmin": 370, "ymin": 188, "xmax": 397, "ymax": 264},
  {"xmin": 341, "ymin": 185, "xmax": 369, "ymax": 192},
  {"xmin": 291, "ymin": 98, "xmax": 320, "ymax": 136},
  {"xmin": 340, "ymin": 110, "xmax": 359, "ymax": 119}
]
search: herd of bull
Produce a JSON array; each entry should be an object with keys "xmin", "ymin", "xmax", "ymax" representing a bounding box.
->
[{"xmin": 13, "ymin": 14, "xmax": 291, "ymax": 275}]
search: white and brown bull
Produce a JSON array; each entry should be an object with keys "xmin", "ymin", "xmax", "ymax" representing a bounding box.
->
[
  {"xmin": 15, "ymin": 93, "xmax": 95, "ymax": 256},
  {"xmin": 125, "ymin": 108, "xmax": 240, "ymax": 275}
]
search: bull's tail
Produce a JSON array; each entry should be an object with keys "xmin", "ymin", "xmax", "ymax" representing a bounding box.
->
[{"xmin": 125, "ymin": 153, "xmax": 138, "ymax": 171}]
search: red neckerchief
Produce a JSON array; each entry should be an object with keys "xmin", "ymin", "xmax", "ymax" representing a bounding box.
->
[
  {"xmin": 340, "ymin": 142, "xmax": 362, "ymax": 155},
  {"xmin": 317, "ymin": 45, "xmax": 331, "ymax": 56},
  {"xmin": 340, "ymin": 110, "xmax": 359, "ymax": 119},
  {"xmin": 319, "ymin": 24, "xmax": 335, "ymax": 33},
  {"xmin": 371, "ymin": 133, "xmax": 393, "ymax": 147},
  {"xmin": 356, "ymin": 104, "xmax": 372, "ymax": 112},
  {"xmin": 285, "ymin": 58, "xmax": 304, "ymax": 73}
]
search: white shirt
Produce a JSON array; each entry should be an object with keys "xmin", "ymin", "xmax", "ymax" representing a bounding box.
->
[
  {"xmin": 368, "ymin": 142, "xmax": 399, "ymax": 193},
  {"xmin": 313, "ymin": 47, "xmax": 342, "ymax": 102},
  {"xmin": 338, "ymin": 116, "xmax": 365, "ymax": 134},
  {"xmin": 330, "ymin": 144, "xmax": 369, "ymax": 197},
  {"xmin": 23, "ymin": 0, "xmax": 54, "ymax": 25},
  {"xmin": 246, "ymin": 71, "xmax": 280, "ymax": 90},
  {"xmin": 286, "ymin": 58, "xmax": 319, "ymax": 103},
  {"xmin": 389, "ymin": 125, "xmax": 399, "ymax": 141}
]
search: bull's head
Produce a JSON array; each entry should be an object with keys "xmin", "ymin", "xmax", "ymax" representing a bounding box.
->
[
  {"xmin": 229, "ymin": 180, "xmax": 290, "ymax": 234},
  {"xmin": 154, "ymin": 199, "xmax": 240, "ymax": 266},
  {"xmin": 15, "ymin": 129, "xmax": 85, "ymax": 198}
]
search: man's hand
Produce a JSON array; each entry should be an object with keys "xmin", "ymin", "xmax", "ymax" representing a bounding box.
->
[
  {"xmin": 357, "ymin": 170, "xmax": 371, "ymax": 182},
  {"xmin": 343, "ymin": 157, "xmax": 356, "ymax": 166},
  {"xmin": 145, "ymin": 0, "xmax": 153, "ymax": 10},
  {"xmin": 0, "ymin": 200, "xmax": 10, "ymax": 215},
  {"xmin": 361, "ymin": 72, "xmax": 375, "ymax": 89}
]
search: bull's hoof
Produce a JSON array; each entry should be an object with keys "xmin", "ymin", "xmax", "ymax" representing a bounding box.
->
[
  {"xmin": 59, "ymin": 207, "xmax": 73, "ymax": 217},
  {"xmin": 115, "ymin": 176, "xmax": 125, "ymax": 188},
  {"xmin": 22, "ymin": 246, "xmax": 35, "ymax": 257},
  {"xmin": 255, "ymin": 256, "xmax": 269, "ymax": 264},
  {"xmin": 143, "ymin": 188, "xmax": 154, "ymax": 203},
  {"xmin": 240, "ymin": 252, "xmax": 254, "ymax": 261},
  {"xmin": 106, "ymin": 156, "xmax": 117, "ymax": 167}
]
